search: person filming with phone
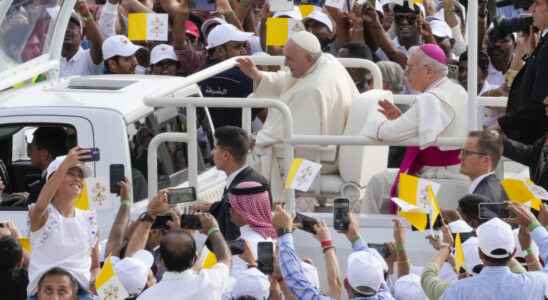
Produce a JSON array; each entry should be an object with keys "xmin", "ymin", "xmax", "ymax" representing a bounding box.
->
[{"xmin": 26, "ymin": 147, "xmax": 99, "ymax": 300}]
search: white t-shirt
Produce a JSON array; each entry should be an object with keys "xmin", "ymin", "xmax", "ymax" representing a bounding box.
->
[
  {"xmin": 137, "ymin": 263, "xmax": 230, "ymax": 300},
  {"xmin": 60, "ymin": 47, "xmax": 101, "ymax": 78},
  {"xmin": 27, "ymin": 205, "xmax": 98, "ymax": 295}
]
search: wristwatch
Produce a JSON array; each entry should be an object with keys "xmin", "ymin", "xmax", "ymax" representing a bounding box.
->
[
  {"xmin": 276, "ymin": 228, "xmax": 292, "ymax": 237},
  {"xmin": 138, "ymin": 212, "xmax": 154, "ymax": 224}
]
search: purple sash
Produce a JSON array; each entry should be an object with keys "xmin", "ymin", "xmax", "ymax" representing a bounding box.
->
[{"xmin": 389, "ymin": 146, "xmax": 461, "ymax": 214}]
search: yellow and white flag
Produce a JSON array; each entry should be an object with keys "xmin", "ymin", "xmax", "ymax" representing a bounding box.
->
[
  {"xmin": 285, "ymin": 158, "xmax": 322, "ymax": 192},
  {"xmin": 266, "ymin": 18, "xmax": 305, "ymax": 46},
  {"xmin": 299, "ymin": 4, "xmax": 316, "ymax": 17},
  {"xmin": 502, "ymin": 178, "xmax": 547, "ymax": 211},
  {"xmin": 75, "ymin": 182, "xmax": 90, "ymax": 211},
  {"xmin": 454, "ymin": 233, "xmax": 464, "ymax": 272},
  {"xmin": 128, "ymin": 13, "xmax": 169, "ymax": 41},
  {"xmin": 391, "ymin": 174, "xmax": 440, "ymax": 231},
  {"xmin": 18, "ymin": 237, "xmax": 31, "ymax": 253},
  {"xmin": 96, "ymin": 256, "xmax": 129, "ymax": 300}
]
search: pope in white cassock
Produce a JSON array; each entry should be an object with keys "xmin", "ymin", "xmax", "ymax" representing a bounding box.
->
[
  {"xmin": 361, "ymin": 44, "xmax": 469, "ymax": 214},
  {"xmin": 237, "ymin": 31, "xmax": 358, "ymax": 200}
]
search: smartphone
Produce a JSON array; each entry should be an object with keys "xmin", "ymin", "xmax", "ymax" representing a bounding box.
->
[
  {"xmin": 152, "ymin": 215, "xmax": 173, "ymax": 230},
  {"xmin": 333, "ymin": 198, "xmax": 350, "ymax": 231},
  {"xmin": 167, "ymin": 187, "xmax": 197, "ymax": 205},
  {"xmin": 257, "ymin": 241, "xmax": 274, "ymax": 274},
  {"xmin": 180, "ymin": 214, "xmax": 202, "ymax": 230},
  {"xmin": 369, "ymin": 243, "xmax": 390, "ymax": 258},
  {"xmin": 109, "ymin": 164, "xmax": 125, "ymax": 194},
  {"xmin": 478, "ymin": 202, "xmax": 511, "ymax": 220},
  {"xmin": 293, "ymin": 213, "xmax": 319, "ymax": 234},
  {"xmin": 227, "ymin": 239, "xmax": 246, "ymax": 255},
  {"xmin": 81, "ymin": 148, "xmax": 100, "ymax": 162}
]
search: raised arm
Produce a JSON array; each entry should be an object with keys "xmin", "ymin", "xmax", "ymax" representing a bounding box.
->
[
  {"xmin": 104, "ymin": 177, "xmax": 131, "ymax": 257},
  {"xmin": 362, "ymin": 7, "xmax": 407, "ymax": 68},
  {"xmin": 313, "ymin": 221, "xmax": 342, "ymax": 300},
  {"xmin": 393, "ymin": 219, "xmax": 410, "ymax": 278},
  {"xmin": 29, "ymin": 147, "xmax": 90, "ymax": 232},
  {"xmin": 76, "ymin": 0, "xmax": 103, "ymax": 64},
  {"xmin": 199, "ymin": 213, "xmax": 232, "ymax": 266}
]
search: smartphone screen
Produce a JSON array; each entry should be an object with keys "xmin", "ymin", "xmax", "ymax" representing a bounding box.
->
[
  {"xmin": 152, "ymin": 215, "xmax": 173, "ymax": 230},
  {"xmin": 81, "ymin": 148, "xmax": 100, "ymax": 162},
  {"xmin": 333, "ymin": 198, "xmax": 350, "ymax": 231},
  {"xmin": 168, "ymin": 187, "xmax": 197, "ymax": 205},
  {"xmin": 369, "ymin": 243, "xmax": 390, "ymax": 258},
  {"xmin": 109, "ymin": 164, "xmax": 125, "ymax": 194},
  {"xmin": 478, "ymin": 203, "xmax": 510, "ymax": 220},
  {"xmin": 227, "ymin": 239, "xmax": 246, "ymax": 255},
  {"xmin": 180, "ymin": 214, "xmax": 202, "ymax": 229},
  {"xmin": 257, "ymin": 242, "xmax": 274, "ymax": 274},
  {"xmin": 294, "ymin": 213, "xmax": 319, "ymax": 234}
]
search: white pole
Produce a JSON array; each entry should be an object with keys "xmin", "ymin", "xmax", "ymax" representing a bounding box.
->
[{"xmin": 467, "ymin": 0, "xmax": 479, "ymax": 131}]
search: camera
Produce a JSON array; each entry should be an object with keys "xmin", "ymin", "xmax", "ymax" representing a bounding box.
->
[{"xmin": 491, "ymin": 15, "xmax": 534, "ymax": 40}]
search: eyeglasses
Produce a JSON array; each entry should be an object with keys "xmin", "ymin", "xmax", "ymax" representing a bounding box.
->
[
  {"xmin": 394, "ymin": 13, "xmax": 418, "ymax": 25},
  {"xmin": 460, "ymin": 149, "xmax": 488, "ymax": 157}
]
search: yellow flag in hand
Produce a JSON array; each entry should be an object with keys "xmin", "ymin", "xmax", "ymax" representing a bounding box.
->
[
  {"xmin": 128, "ymin": 13, "xmax": 169, "ymax": 41},
  {"xmin": 18, "ymin": 237, "xmax": 31, "ymax": 253},
  {"xmin": 501, "ymin": 178, "xmax": 543, "ymax": 211},
  {"xmin": 426, "ymin": 185, "xmax": 441, "ymax": 226},
  {"xmin": 454, "ymin": 233, "xmax": 464, "ymax": 272},
  {"xmin": 96, "ymin": 256, "xmax": 129, "ymax": 300},
  {"xmin": 398, "ymin": 174, "xmax": 427, "ymax": 231},
  {"xmin": 266, "ymin": 18, "xmax": 306, "ymax": 46},
  {"xmin": 74, "ymin": 182, "xmax": 90, "ymax": 211}
]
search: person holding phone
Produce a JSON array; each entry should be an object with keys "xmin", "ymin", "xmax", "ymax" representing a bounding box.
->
[{"xmin": 27, "ymin": 147, "xmax": 99, "ymax": 300}]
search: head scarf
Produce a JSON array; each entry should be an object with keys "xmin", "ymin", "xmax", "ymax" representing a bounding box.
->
[{"xmin": 228, "ymin": 181, "xmax": 276, "ymax": 239}]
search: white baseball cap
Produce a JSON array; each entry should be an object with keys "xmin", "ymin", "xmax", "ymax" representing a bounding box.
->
[
  {"xmin": 394, "ymin": 274, "xmax": 427, "ymax": 300},
  {"xmin": 461, "ymin": 236, "xmax": 482, "ymax": 275},
  {"xmin": 112, "ymin": 250, "xmax": 154, "ymax": 296},
  {"xmin": 102, "ymin": 35, "xmax": 143, "ymax": 60},
  {"xmin": 201, "ymin": 16, "xmax": 227, "ymax": 37},
  {"xmin": 230, "ymin": 268, "xmax": 270, "ymax": 299},
  {"xmin": 476, "ymin": 218, "xmax": 515, "ymax": 259},
  {"xmin": 346, "ymin": 251, "xmax": 384, "ymax": 295},
  {"xmin": 46, "ymin": 155, "xmax": 92, "ymax": 181},
  {"xmin": 428, "ymin": 18, "xmax": 453, "ymax": 39},
  {"xmin": 150, "ymin": 44, "xmax": 178, "ymax": 65},
  {"xmin": 273, "ymin": 6, "xmax": 303, "ymax": 21},
  {"xmin": 206, "ymin": 24, "xmax": 254, "ymax": 50},
  {"xmin": 303, "ymin": 10, "xmax": 334, "ymax": 33}
]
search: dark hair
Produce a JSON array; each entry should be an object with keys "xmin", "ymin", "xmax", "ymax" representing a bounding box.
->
[
  {"xmin": 479, "ymin": 249, "xmax": 513, "ymax": 266},
  {"xmin": 340, "ymin": 42, "xmax": 374, "ymax": 61},
  {"xmin": 458, "ymin": 194, "xmax": 492, "ymax": 224},
  {"xmin": 459, "ymin": 50, "xmax": 490, "ymax": 75},
  {"xmin": 234, "ymin": 296, "xmax": 259, "ymax": 300},
  {"xmin": 0, "ymin": 236, "xmax": 22, "ymax": 270},
  {"xmin": 159, "ymin": 230, "xmax": 197, "ymax": 272},
  {"xmin": 468, "ymin": 130, "xmax": 503, "ymax": 167},
  {"xmin": 32, "ymin": 127, "xmax": 68, "ymax": 158},
  {"xmin": 38, "ymin": 267, "xmax": 79, "ymax": 297},
  {"xmin": 214, "ymin": 126, "xmax": 250, "ymax": 163}
]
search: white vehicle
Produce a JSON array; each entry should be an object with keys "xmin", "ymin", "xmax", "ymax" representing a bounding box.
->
[{"xmin": 0, "ymin": 0, "xmax": 515, "ymax": 289}]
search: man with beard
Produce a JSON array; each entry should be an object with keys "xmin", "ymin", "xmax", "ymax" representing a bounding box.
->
[
  {"xmin": 102, "ymin": 34, "xmax": 142, "ymax": 74},
  {"xmin": 485, "ymin": 28, "xmax": 516, "ymax": 89},
  {"xmin": 60, "ymin": 1, "xmax": 103, "ymax": 77},
  {"xmin": 303, "ymin": 10, "xmax": 336, "ymax": 54}
]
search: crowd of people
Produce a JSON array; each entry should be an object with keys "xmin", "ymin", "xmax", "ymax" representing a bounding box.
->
[{"xmin": 0, "ymin": 0, "xmax": 547, "ymax": 298}]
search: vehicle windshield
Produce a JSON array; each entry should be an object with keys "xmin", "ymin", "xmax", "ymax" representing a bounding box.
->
[{"xmin": 0, "ymin": 0, "xmax": 64, "ymax": 72}]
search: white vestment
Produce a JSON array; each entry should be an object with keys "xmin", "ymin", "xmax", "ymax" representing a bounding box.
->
[
  {"xmin": 361, "ymin": 77, "xmax": 469, "ymax": 213},
  {"xmin": 250, "ymin": 54, "xmax": 358, "ymax": 200}
]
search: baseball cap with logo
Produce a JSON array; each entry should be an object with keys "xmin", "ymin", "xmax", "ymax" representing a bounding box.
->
[
  {"xmin": 150, "ymin": 44, "xmax": 178, "ymax": 65},
  {"xmin": 206, "ymin": 24, "xmax": 254, "ymax": 50},
  {"xmin": 102, "ymin": 35, "xmax": 143, "ymax": 60},
  {"xmin": 476, "ymin": 217, "xmax": 515, "ymax": 259},
  {"xmin": 346, "ymin": 251, "xmax": 384, "ymax": 296},
  {"xmin": 303, "ymin": 10, "xmax": 334, "ymax": 33}
]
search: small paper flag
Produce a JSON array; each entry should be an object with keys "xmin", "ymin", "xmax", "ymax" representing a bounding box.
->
[
  {"xmin": 266, "ymin": 18, "xmax": 305, "ymax": 46},
  {"xmin": 426, "ymin": 185, "xmax": 440, "ymax": 226},
  {"xmin": 96, "ymin": 256, "xmax": 129, "ymax": 300},
  {"xmin": 285, "ymin": 158, "xmax": 322, "ymax": 191},
  {"xmin": 299, "ymin": 4, "xmax": 316, "ymax": 17},
  {"xmin": 202, "ymin": 249, "xmax": 218, "ymax": 269},
  {"xmin": 501, "ymin": 178, "xmax": 545, "ymax": 211},
  {"xmin": 128, "ymin": 13, "xmax": 169, "ymax": 41},
  {"xmin": 454, "ymin": 233, "xmax": 464, "ymax": 272},
  {"xmin": 18, "ymin": 237, "xmax": 31, "ymax": 253},
  {"xmin": 75, "ymin": 182, "xmax": 90, "ymax": 211},
  {"xmin": 396, "ymin": 174, "xmax": 440, "ymax": 232}
]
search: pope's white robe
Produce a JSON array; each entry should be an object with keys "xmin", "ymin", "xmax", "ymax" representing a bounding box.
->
[{"xmin": 250, "ymin": 54, "xmax": 358, "ymax": 200}]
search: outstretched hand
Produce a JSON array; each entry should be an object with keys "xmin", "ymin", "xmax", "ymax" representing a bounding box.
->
[
  {"xmin": 378, "ymin": 99, "xmax": 401, "ymax": 120},
  {"xmin": 236, "ymin": 57, "xmax": 262, "ymax": 81}
]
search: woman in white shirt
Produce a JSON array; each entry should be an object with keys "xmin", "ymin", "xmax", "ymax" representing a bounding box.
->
[
  {"xmin": 227, "ymin": 181, "xmax": 276, "ymax": 276},
  {"xmin": 27, "ymin": 147, "xmax": 99, "ymax": 299}
]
